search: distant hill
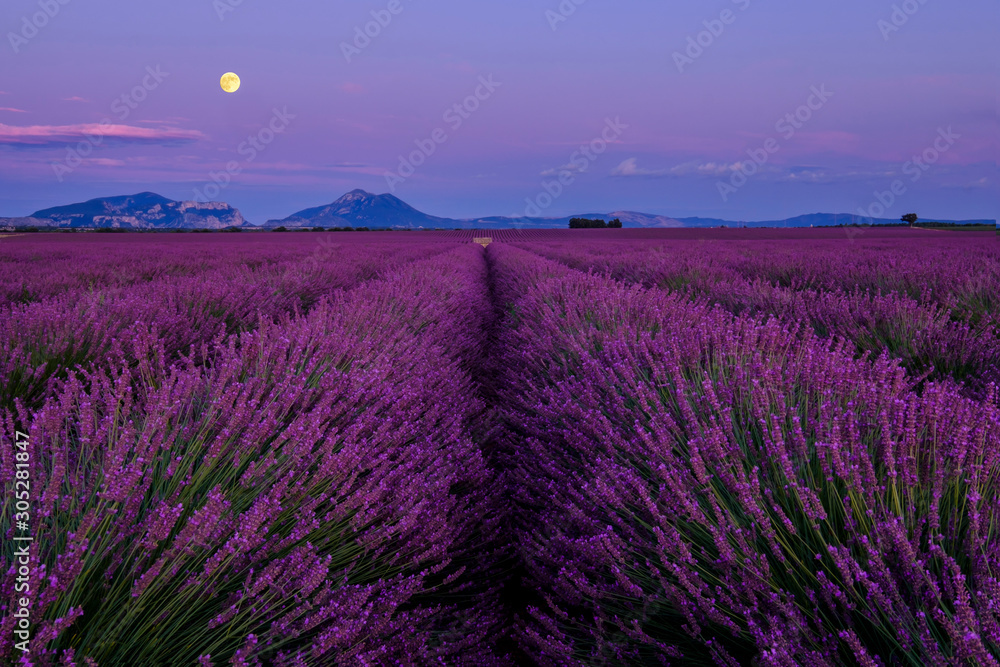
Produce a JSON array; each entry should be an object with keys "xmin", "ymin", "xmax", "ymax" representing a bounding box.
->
[
  {"xmin": 3, "ymin": 190, "xmax": 993, "ymax": 230},
  {"xmin": 265, "ymin": 189, "xmax": 454, "ymax": 228},
  {"xmin": 4, "ymin": 192, "xmax": 247, "ymax": 229},
  {"xmin": 264, "ymin": 192, "xmax": 694, "ymax": 229},
  {"xmin": 266, "ymin": 191, "xmax": 992, "ymax": 230},
  {"xmin": 674, "ymin": 213, "xmax": 996, "ymax": 228}
]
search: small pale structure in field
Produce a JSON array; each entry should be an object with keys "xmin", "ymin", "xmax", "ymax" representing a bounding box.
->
[{"xmin": 474, "ymin": 237, "xmax": 492, "ymax": 247}]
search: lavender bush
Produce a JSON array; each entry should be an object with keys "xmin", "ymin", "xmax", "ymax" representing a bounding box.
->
[
  {"xmin": 491, "ymin": 244, "xmax": 1000, "ymax": 665},
  {"xmin": 1, "ymin": 245, "xmax": 504, "ymax": 665},
  {"xmin": 0, "ymin": 238, "xmax": 447, "ymax": 414},
  {"xmin": 523, "ymin": 239, "xmax": 1000, "ymax": 398},
  {"xmin": 1, "ymin": 230, "xmax": 996, "ymax": 665}
]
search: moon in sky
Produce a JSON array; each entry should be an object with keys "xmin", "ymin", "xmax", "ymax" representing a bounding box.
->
[{"xmin": 220, "ymin": 72, "xmax": 241, "ymax": 93}]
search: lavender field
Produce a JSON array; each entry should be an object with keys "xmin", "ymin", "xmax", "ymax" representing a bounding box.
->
[{"xmin": 1, "ymin": 230, "xmax": 998, "ymax": 666}]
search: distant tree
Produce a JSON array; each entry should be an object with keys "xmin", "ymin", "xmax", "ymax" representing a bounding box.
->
[
  {"xmin": 312, "ymin": 226, "xmax": 325, "ymax": 232},
  {"xmin": 569, "ymin": 218, "xmax": 608, "ymax": 229},
  {"xmin": 608, "ymin": 218, "xmax": 623, "ymax": 229},
  {"xmin": 901, "ymin": 213, "xmax": 918, "ymax": 227},
  {"xmin": 222, "ymin": 226, "xmax": 243, "ymax": 233},
  {"xmin": 273, "ymin": 226, "xmax": 288, "ymax": 232}
]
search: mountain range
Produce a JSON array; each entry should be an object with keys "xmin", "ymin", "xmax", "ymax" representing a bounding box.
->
[
  {"xmin": 1, "ymin": 190, "xmax": 993, "ymax": 230},
  {"xmin": 0, "ymin": 193, "xmax": 245, "ymax": 230}
]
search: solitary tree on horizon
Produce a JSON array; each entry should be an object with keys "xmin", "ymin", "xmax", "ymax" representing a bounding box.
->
[{"xmin": 902, "ymin": 213, "xmax": 918, "ymax": 227}]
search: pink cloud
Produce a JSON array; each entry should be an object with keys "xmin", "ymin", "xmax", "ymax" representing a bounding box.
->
[
  {"xmin": 0, "ymin": 122, "xmax": 205, "ymax": 146},
  {"xmin": 0, "ymin": 108, "xmax": 26, "ymax": 113},
  {"xmin": 63, "ymin": 96, "xmax": 89, "ymax": 103},
  {"xmin": 786, "ymin": 131, "xmax": 863, "ymax": 155},
  {"xmin": 341, "ymin": 82, "xmax": 366, "ymax": 94},
  {"xmin": 327, "ymin": 163, "xmax": 389, "ymax": 176},
  {"xmin": 82, "ymin": 158, "xmax": 127, "ymax": 167}
]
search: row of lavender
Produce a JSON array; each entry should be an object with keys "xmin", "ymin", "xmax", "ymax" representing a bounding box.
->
[
  {"xmin": 2, "ymin": 232, "xmax": 998, "ymax": 664},
  {"xmin": 0, "ymin": 236, "xmax": 453, "ymax": 416},
  {"xmin": 1, "ymin": 242, "xmax": 506, "ymax": 665},
  {"xmin": 520, "ymin": 237, "xmax": 999, "ymax": 400},
  {"xmin": 490, "ymin": 243, "xmax": 1000, "ymax": 664}
]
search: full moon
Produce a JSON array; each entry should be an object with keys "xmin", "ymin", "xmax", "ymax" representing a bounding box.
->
[{"xmin": 220, "ymin": 72, "xmax": 241, "ymax": 93}]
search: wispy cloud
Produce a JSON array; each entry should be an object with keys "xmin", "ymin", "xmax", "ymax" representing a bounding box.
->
[
  {"xmin": 941, "ymin": 175, "xmax": 995, "ymax": 191},
  {"xmin": 610, "ymin": 159, "xmax": 871, "ymax": 182},
  {"xmin": 666, "ymin": 161, "xmax": 745, "ymax": 177},
  {"xmin": 62, "ymin": 96, "xmax": 89, "ymax": 103},
  {"xmin": 540, "ymin": 161, "xmax": 584, "ymax": 176},
  {"xmin": 611, "ymin": 157, "xmax": 669, "ymax": 177},
  {"xmin": 0, "ymin": 122, "xmax": 205, "ymax": 147},
  {"xmin": 137, "ymin": 118, "xmax": 191, "ymax": 126},
  {"xmin": 324, "ymin": 162, "xmax": 387, "ymax": 176},
  {"xmin": 79, "ymin": 158, "xmax": 127, "ymax": 167},
  {"xmin": 341, "ymin": 82, "xmax": 365, "ymax": 94},
  {"xmin": 0, "ymin": 108, "xmax": 27, "ymax": 113}
]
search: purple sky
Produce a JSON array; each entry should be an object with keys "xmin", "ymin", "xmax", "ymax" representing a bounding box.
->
[{"xmin": 0, "ymin": 0, "xmax": 996, "ymax": 224}]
